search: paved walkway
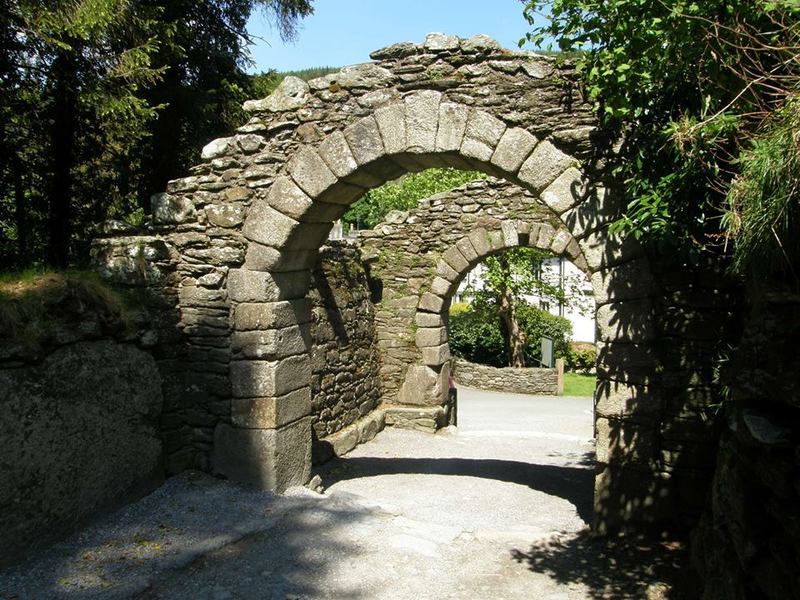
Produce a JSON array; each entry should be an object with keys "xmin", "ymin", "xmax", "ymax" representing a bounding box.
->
[{"xmin": 1, "ymin": 388, "xmax": 687, "ymax": 599}]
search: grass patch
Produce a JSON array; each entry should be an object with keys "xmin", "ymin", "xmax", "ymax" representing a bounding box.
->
[
  {"xmin": 0, "ymin": 269, "xmax": 129, "ymax": 348},
  {"xmin": 564, "ymin": 372, "xmax": 596, "ymax": 397}
]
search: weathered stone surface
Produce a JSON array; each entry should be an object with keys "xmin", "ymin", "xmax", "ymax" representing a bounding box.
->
[
  {"xmin": 435, "ymin": 102, "xmax": 470, "ymax": 153},
  {"xmin": 227, "ymin": 268, "xmax": 310, "ymax": 302},
  {"xmin": 234, "ymin": 299, "xmax": 312, "ymax": 330},
  {"xmin": 397, "ymin": 364, "xmax": 447, "ymax": 406},
  {"xmin": 0, "ymin": 341, "xmax": 163, "ymax": 566},
  {"xmin": 518, "ymin": 140, "xmax": 577, "ymax": 193},
  {"xmin": 491, "ymin": 127, "xmax": 539, "ymax": 173},
  {"xmin": 231, "ymin": 387, "xmax": 311, "ymax": 429},
  {"xmin": 423, "ymin": 32, "xmax": 460, "ymax": 51},
  {"xmin": 374, "ymin": 103, "xmax": 407, "ymax": 155},
  {"xmin": 405, "ymin": 91, "xmax": 442, "ymax": 153},
  {"xmin": 201, "ymin": 137, "xmax": 234, "ymax": 160},
  {"xmin": 384, "ymin": 405, "xmax": 446, "ymax": 433},
  {"xmin": 462, "ymin": 34, "xmax": 501, "ymax": 53},
  {"xmin": 152, "ymin": 193, "xmax": 196, "ymax": 224},
  {"xmin": 212, "ymin": 418, "xmax": 311, "ymax": 491},
  {"xmin": 461, "ymin": 110, "xmax": 506, "ymax": 163},
  {"xmin": 230, "ymin": 354, "xmax": 311, "ymax": 398},
  {"xmin": 287, "ymin": 146, "xmax": 338, "ymax": 199},
  {"xmin": 344, "ymin": 116, "xmax": 385, "ymax": 165},
  {"xmin": 541, "ymin": 166, "xmax": 585, "ymax": 215},
  {"xmin": 243, "ymin": 76, "xmax": 309, "ymax": 112},
  {"xmin": 231, "ymin": 324, "xmax": 311, "ymax": 360},
  {"xmin": 418, "ymin": 292, "xmax": 445, "ymax": 313},
  {"xmin": 421, "ymin": 343, "xmax": 450, "ymax": 366},
  {"xmin": 333, "ymin": 63, "xmax": 393, "ymax": 88},
  {"xmin": 415, "ymin": 327, "xmax": 447, "ymax": 348},
  {"xmin": 205, "ymin": 203, "xmax": 246, "ymax": 228}
]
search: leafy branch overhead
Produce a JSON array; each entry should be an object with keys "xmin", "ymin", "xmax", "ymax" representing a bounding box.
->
[{"xmin": 522, "ymin": 0, "xmax": 800, "ymax": 281}]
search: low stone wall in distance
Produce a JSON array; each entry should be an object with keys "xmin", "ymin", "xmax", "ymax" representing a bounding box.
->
[{"xmin": 452, "ymin": 358, "xmax": 560, "ymax": 395}]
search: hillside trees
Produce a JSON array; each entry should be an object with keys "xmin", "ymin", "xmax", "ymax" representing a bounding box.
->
[
  {"xmin": 522, "ymin": 0, "xmax": 800, "ymax": 282},
  {"xmin": 0, "ymin": 0, "xmax": 313, "ymax": 269}
]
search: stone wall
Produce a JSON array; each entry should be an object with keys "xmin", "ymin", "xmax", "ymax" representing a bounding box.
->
[
  {"xmin": 691, "ymin": 290, "xmax": 799, "ymax": 600},
  {"xmin": 452, "ymin": 358, "xmax": 559, "ymax": 395},
  {"xmin": 362, "ymin": 178, "xmax": 572, "ymax": 403},
  {"xmin": 308, "ymin": 242, "xmax": 382, "ymax": 441},
  {"xmin": 0, "ymin": 288, "xmax": 163, "ymax": 566}
]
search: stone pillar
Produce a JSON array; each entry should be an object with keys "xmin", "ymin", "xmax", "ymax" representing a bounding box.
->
[
  {"xmin": 213, "ymin": 269, "xmax": 314, "ymax": 492},
  {"xmin": 556, "ymin": 358, "xmax": 564, "ymax": 396}
]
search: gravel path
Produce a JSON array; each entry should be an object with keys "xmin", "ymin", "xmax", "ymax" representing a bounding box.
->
[{"xmin": 1, "ymin": 388, "xmax": 688, "ymax": 599}]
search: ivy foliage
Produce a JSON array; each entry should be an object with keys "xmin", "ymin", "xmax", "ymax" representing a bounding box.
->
[
  {"xmin": 522, "ymin": 0, "xmax": 800, "ymax": 281},
  {"xmin": 342, "ymin": 168, "xmax": 482, "ymax": 230}
]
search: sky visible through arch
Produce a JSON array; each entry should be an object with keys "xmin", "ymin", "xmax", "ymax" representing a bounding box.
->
[{"xmin": 245, "ymin": 0, "xmax": 549, "ymax": 73}]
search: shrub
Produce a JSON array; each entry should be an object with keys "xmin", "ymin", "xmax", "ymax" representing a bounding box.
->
[
  {"xmin": 565, "ymin": 341, "xmax": 597, "ymax": 374},
  {"xmin": 448, "ymin": 300, "xmax": 572, "ymax": 367}
]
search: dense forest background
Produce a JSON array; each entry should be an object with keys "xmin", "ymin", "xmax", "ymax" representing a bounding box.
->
[{"xmin": 0, "ymin": 0, "xmax": 314, "ymax": 270}]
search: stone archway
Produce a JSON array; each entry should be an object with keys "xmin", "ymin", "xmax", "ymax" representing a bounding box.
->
[
  {"xmin": 217, "ymin": 90, "xmax": 609, "ymax": 490},
  {"xmin": 95, "ymin": 34, "xmax": 731, "ymax": 532}
]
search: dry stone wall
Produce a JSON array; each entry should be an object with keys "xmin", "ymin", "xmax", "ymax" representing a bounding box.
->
[
  {"xmin": 452, "ymin": 358, "xmax": 559, "ymax": 395},
  {"xmin": 308, "ymin": 242, "xmax": 382, "ymax": 440}
]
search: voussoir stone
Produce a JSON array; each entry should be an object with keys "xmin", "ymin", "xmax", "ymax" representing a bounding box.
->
[{"xmin": 518, "ymin": 140, "xmax": 577, "ymax": 193}]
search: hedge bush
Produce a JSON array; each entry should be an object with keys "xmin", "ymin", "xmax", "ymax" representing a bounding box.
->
[{"xmin": 448, "ymin": 300, "xmax": 572, "ymax": 367}]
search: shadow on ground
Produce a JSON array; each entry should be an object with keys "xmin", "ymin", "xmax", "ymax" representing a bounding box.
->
[
  {"xmin": 511, "ymin": 529, "xmax": 697, "ymax": 599},
  {"xmin": 317, "ymin": 455, "xmax": 595, "ymax": 524}
]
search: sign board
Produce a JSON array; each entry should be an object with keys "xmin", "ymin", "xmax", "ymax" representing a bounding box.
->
[{"xmin": 541, "ymin": 336, "xmax": 554, "ymax": 368}]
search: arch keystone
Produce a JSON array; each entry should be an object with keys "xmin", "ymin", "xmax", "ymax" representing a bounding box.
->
[
  {"xmin": 435, "ymin": 102, "xmax": 470, "ymax": 152},
  {"xmin": 405, "ymin": 90, "xmax": 442, "ymax": 153},
  {"xmin": 375, "ymin": 103, "xmax": 408, "ymax": 154}
]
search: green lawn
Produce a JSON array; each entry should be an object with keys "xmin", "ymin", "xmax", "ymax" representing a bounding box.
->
[{"xmin": 563, "ymin": 372, "xmax": 596, "ymax": 397}]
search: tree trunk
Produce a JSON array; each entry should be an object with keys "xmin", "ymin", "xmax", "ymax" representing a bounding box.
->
[
  {"xmin": 46, "ymin": 49, "xmax": 78, "ymax": 268},
  {"xmin": 495, "ymin": 255, "xmax": 526, "ymax": 367},
  {"xmin": 13, "ymin": 160, "xmax": 28, "ymax": 264}
]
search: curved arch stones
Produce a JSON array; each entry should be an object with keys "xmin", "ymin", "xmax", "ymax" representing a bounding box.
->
[{"xmin": 95, "ymin": 34, "xmax": 732, "ymax": 532}]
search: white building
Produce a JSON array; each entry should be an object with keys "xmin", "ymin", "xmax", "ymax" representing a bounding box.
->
[{"xmin": 455, "ymin": 256, "xmax": 596, "ymax": 343}]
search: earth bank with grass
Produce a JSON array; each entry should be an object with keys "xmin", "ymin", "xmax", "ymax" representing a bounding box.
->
[{"xmin": 0, "ymin": 273, "xmax": 164, "ymax": 567}]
